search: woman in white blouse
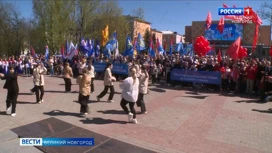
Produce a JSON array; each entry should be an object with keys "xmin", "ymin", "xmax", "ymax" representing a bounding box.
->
[
  {"xmin": 32, "ymin": 60, "xmax": 47, "ymax": 103},
  {"xmin": 119, "ymin": 68, "xmax": 139, "ymax": 124},
  {"xmin": 87, "ymin": 62, "xmax": 95, "ymax": 93}
]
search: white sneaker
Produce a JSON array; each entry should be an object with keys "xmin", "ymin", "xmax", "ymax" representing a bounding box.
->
[
  {"xmin": 84, "ymin": 113, "xmax": 88, "ymax": 115},
  {"xmin": 11, "ymin": 113, "xmax": 16, "ymax": 117},
  {"xmin": 6, "ymin": 106, "xmax": 11, "ymax": 114},
  {"xmin": 131, "ymin": 119, "xmax": 137, "ymax": 124},
  {"xmin": 108, "ymin": 100, "xmax": 114, "ymax": 103},
  {"xmin": 128, "ymin": 113, "xmax": 133, "ymax": 122},
  {"xmin": 41, "ymin": 99, "xmax": 44, "ymax": 103},
  {"xmin": 38, "ymin": 100, "xmax": 42, "ymax": 104}
]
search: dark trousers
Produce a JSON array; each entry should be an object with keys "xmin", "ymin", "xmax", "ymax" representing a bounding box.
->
[
  {"xmin": 35, "ymin": 86, "xmax": 44, "ymax": 103},
  {"xmin": 97, "ymin": 85, "xmax": 114, "ymax": 100},
  {"xmin": 239, "ymin": 81, "xmax": 246, "ymax": 94},
  {"xmin": 152, "ymin": 74, "xmax": 157, "ymax": 84},
  {"xmin": 64, "ymin": 78, "xmax": 72, "ymax": 92},
  {"xmin": 136, "ymin": 92, "xmax": 146, "ymax": 113},
  {"xmin": 166, "ymin": 72, "xmax": 171, "ymax": 84},
  {"xmin": 6, "ymin": 91, "xmax": 18, "ymax": 114},
  {"xmin": 91, "ymin": 78, "xmax": 94, "ymax": 92},
  {"xmin": 222, "ymin": 79, "xmax": 229, "ymax": 91},
  {"xmin": 79, "ymin": 93, "xmax": 90, "ymax": 113},
  {"xmin": 230, "ymin": 80, "xmax": 236, "ymax": 92},
  {"xmin": 120, "ymin": 98, "xmax": 136, "ymax": 119}
]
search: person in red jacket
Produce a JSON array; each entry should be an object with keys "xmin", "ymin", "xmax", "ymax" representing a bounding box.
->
[{"xmin": 246, "ymin": 60, "xmax": 258, "ymax": 94}]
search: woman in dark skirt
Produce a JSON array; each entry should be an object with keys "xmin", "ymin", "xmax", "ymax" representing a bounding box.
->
[{"xmin": 77, "ymin": 68, "xmax": 91, "ymax": 115}]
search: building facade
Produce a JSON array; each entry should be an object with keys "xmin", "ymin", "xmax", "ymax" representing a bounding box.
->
[
  {"xmin": 184, "ymin": 20, "xmax": 271, "ymax": 57},
  {"xmin": 125, "ymin": 15, "xmax": 151, "ymax": 39},
  {"xmin": 151, "ymin": 29, "xmax": 163, "ymax": 44},
  {"xmin": 185, "ymin": 20, "xmax": 271, "ymax": 46},
  {"xmin": 162, "ymin": 31, "xmax": 184, "ymax": 51}
]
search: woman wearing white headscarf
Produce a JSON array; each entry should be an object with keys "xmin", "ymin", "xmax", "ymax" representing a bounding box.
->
[{"xmin": 119, "ymin": 68, "xmax": 139, "ymax": 124}]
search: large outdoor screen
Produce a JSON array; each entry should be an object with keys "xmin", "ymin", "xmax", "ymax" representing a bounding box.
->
[{"xmin": 204, "ymin": 24, "xmax": 243, "ymax": 41}]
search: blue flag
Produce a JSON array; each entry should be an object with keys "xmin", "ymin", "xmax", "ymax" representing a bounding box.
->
[
  {"xmin": 123, "ymin": 35, "xmax": 134, "ymax": 57},
  {"xmin": 184, "ymin": 44, "xmax": 194, "ymax": 57},
  {"xmin": 80, "ymin": 38, "xmax": 88, "ymax": 55},
  {"xmin": 148, "ymin": 39, "xmax": 155, "ymax": 57},
  {"xmin": 95, "ymin": 40, "xmax": 100, "ymax": 57},
  {"xmin": 156, "ymin": 39, "xmax": 164, "ymax": 55},
  {"xmin": 136, "ymin": 33, "xmax": 145, "ymax": 52},
  {"xmin": 45, "ymin": 46, "xmax": 49, "ymax": 61},
  {"xmin": 169, "ymin": 39, "xmax": 173, "ymax": 56},
  {"xmin": 65, "ymin": 40, "xmax": 69, "ymax": 55},
  {"xmin": 176, "ymin": 42, "xmax": 184, "ymax": 54}
]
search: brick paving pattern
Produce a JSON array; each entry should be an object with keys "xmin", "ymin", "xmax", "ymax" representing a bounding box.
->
[{"xmin": 0, "ymin": 76, "xmax": 272, "ymax": 153}]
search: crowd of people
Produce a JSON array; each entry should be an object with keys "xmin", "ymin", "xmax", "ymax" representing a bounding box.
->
[{"xmin": 1, "ymin": 52, "xmax": 272, "ymax": 121}]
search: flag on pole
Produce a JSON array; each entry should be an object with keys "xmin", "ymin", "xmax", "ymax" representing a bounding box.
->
[
  {"xmin": 102, "ymin": 25, "xmax": 109, "ymax": 47},
  {"xmin": 156, "ymin": 38, "xmax": 164, "ymax": 55},
  {"xmin": 123, "ymin": 35, "xmax": 134, "ymax": 57},
  {"xmin": 45, "ymin": 45, "xmax": 49, "ymax": 61},
  {"xmin": 31, "ymin": 46, "xmax": 38, "ymax": 59},
  {"xmin": 169, "ymin": 37, "xmax": 173, "ymax": 56},
  {"xmin": 148, "ymin": 38, "xmax": 155, "ymax": 57},
  {"xmin": 67, "ymin": 43, "xmax": 77, "ymax": 60},
  {"xmin": 227, "ymin": 36, "xmax": 241, "ymax": 60},
  {"xmin": 136, "ymin": 33, "xmax": 146, "ymax": 52},
  {"xmin": 217, "ymin": 17, "xmax": 224, "ymax": 34},
  {"xmin": 205, "ymin": 11, "xmax": 212, "ymax": 29}
]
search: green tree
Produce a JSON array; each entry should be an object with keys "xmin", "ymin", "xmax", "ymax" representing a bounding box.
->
[
  {"xmin": 144, "ymin": 28, "xmax": 151, "ymax": 49},
  {"xmin": 33, "ymin": 0, "xmax": 77, "ymax": 54},
  {"xmin": 132, "ymin": 7, "xmax": 144, "ymax": 19}
]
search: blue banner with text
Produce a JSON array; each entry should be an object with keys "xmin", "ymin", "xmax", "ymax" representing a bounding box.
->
[
  {"xmin": 170, "ymin": 68, "xmax": 221, "ymax": 85},
  {"xmin": 93, "ymin": 63, "xmax": 129, "ymax": 75}
]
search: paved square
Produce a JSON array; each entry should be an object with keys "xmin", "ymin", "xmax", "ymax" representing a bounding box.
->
[{"xmin": 0, "ymin": 76, "xmax": 272, "ymax": 153}]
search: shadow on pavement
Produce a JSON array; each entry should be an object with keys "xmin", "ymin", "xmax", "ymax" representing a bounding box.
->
[
  {"xmin": 0, "ymin": 111, "xmax": 7, "ymax": 115},
  {"xmin": 80, "ymin": 117, "xmax": 127, "ymax": 124},
  {"xmin": 185, "ymin": 91, "xmax": 200, "ymax": 95},
  {"xmin": 43, "ymin": 110, "xmax": 84, "ymax": 118},
  {"xmin": 73, "ymin": 100, "xmax": 106, "ymax": 104},
  {"xmin": 181, "ymin": 96, "xmax": 208, "ymax": 99},
  {"xmin": 97, "ymin": 110, "xmax": 125, "ymax": 115},
  {"xmin": 252, "ymin": 109, "xmax": 272, "ymax": 114},
  {"xmin": 149, "ymin": 88, "xmax": 166, "ymax": 93},
  {"xmin": 235, "ymin": 99, "xmax": 265, "ymax": 104},
  {"xmin": 59, "ymin": 83, "xmax": 77, "ymax": 86},
  {"xmin": 44, "ymin": 90, "xmax": 77, "ymax": 93},
  {"xmin": 18, "ymin": 93, "xmax": 33, "ymax": 95},
  {"xmin": 17, "ymin": 101, "xmax": 36, "ymax": 104}
]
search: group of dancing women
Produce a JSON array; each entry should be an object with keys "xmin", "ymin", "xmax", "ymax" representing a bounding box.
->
[{"xmin": 0, "ymin": 57, "xmax": 148, "ymax": 124}]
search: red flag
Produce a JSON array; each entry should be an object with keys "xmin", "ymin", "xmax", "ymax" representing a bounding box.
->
[
  {"xmin": 223, "ymin": 3, "xmax": 228, "ymax": 8},
  {"xmin": 227, "ymin": 36, "xmax": 241, "ymax": 60},
  {"xmin": 217, "ymin": 49, "xmax": 222, "ymax": 63},
  {"xmin": 205, "ymin": 11, "xmax": 212, "ymax": 29},
  {"xmin": 163, "ymin": 40, "xmax": 166, "ymax": 51},
  {"xmin": 238, "ymin": 46, "xmax": 248, "ymax": 60},
  {"xmin": 252, "ymin": 24, "xmax": 259, "ymax": 52},
  {"xmin": 252, "ymin": 10, "xmax": 262, "ymax": 25},
  {"xmin": 269, "ymin": 46, "xmax": 272, "ymax": 57},
  {"xmin": 74, "ymin": 48, "xmax": 79, "ymax": 56},
  {"xmin": 217, "ymin": 17, "xmax": 224, "ymax": 34},
  {"xmin": 61, "ymin": 45, "xmax": 65, "ymax": 58}
]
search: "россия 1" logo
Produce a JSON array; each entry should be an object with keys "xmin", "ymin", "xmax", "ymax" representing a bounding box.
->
[{"xmin": 218, "ymin": 7, "xmax": 253, "ymax": 24}]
